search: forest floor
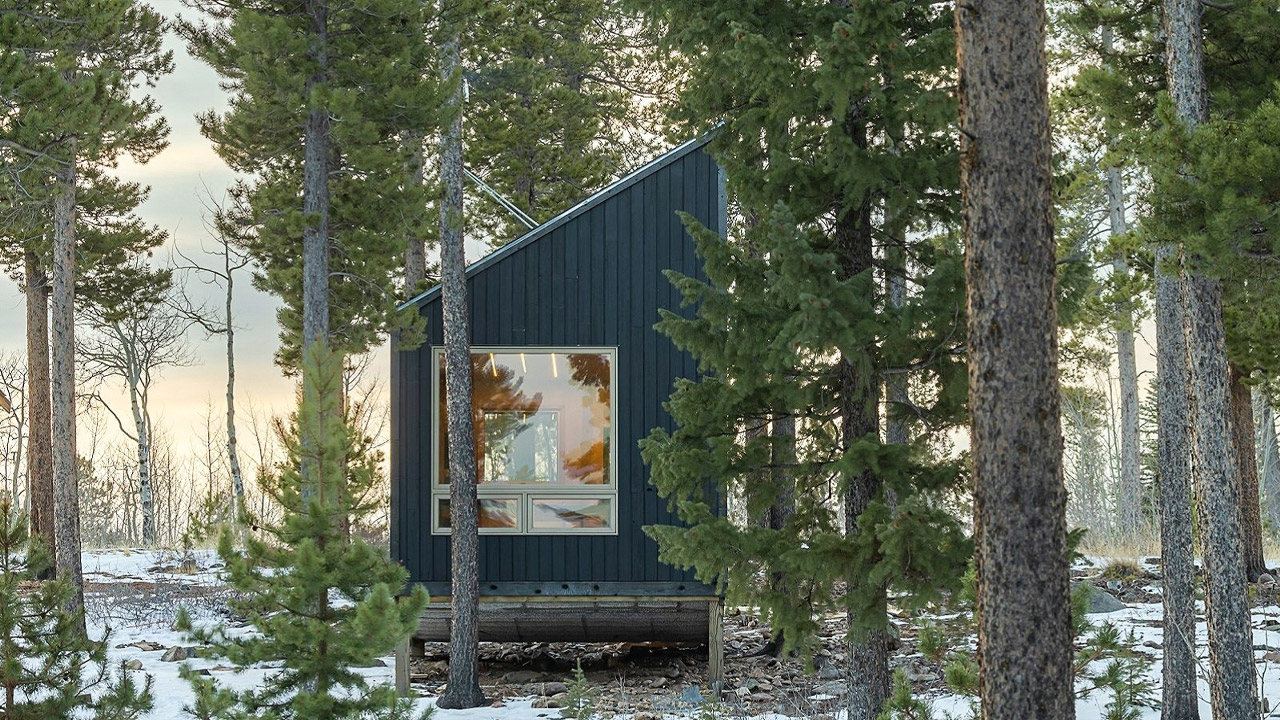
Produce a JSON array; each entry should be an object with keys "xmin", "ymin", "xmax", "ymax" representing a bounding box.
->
[{"xmin": 81, "ymin": 549, "xmax": 1280, "ymax": 720}]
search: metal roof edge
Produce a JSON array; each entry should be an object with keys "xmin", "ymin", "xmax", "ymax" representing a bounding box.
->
[{"xmin": 397, "ymin": 134, "xmax": 714, "ymax": 312}]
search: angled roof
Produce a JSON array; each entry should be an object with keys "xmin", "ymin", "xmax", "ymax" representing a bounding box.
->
[{"xmin": 398, "ymin": 134, "xmax": 714, "ymax": 311}]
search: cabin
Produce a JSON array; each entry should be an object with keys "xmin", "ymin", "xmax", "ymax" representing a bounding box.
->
[{"xmin": 391, "ymin": 137, "xmax": 727, "ymax": 686}]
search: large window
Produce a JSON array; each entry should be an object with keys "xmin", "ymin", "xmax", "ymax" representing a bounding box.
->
[{"xmin": 432, "ymin": 348, "xmax": 616, "ymax": 534}]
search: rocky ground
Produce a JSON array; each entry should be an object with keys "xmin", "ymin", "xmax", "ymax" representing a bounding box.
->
[
  {"xmin": 402, "ymin": 555, "xmax": 1280, "ymax": 718},
  {"xmin": 75, "ymin": 549, "xmax": 1280, "ymax": 720}
]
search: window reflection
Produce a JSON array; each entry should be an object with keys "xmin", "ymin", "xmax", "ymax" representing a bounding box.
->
[
  {"xmin": 437, "ymin": 498, "xmax": 519, "ymax": 529},
  {"xmin": 439, "ymin": 350, "xmax": 612, "ymax": 486},
  {"xmin": 531, "ymin": 498, "xmax": 612, "ymax": 530}
]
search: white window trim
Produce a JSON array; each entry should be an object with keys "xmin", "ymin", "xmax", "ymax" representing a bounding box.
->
[{"xmin": 430, "ymin": 346, "xmax": 619, "ymax": 535}]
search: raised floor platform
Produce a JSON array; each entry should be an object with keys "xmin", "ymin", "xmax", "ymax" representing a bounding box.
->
[{"xmin": 395, "ymin": 595, "xmax": 724, "ymax": 694}]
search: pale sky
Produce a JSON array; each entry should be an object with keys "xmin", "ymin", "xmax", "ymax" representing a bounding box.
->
[
  {"xmin": 0, "ymin": 0, "xmax": 307, "ymax": 462},
  {"xmin": 0, "ymin": 0, "xmax": 1162, "ymax": 471}
]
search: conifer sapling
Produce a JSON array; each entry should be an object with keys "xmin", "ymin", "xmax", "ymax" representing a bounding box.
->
[
  {"xmin": 178, "ymin": 346, "xmax": 428, "ymax": 719},
  {"xmin": 0, "ymin": 498, "xmax": 153, "ymax": 719}
]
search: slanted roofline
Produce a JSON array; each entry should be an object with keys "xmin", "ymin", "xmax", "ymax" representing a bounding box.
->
[{"xmin": 397, "ymin": 134, "xmax": 714, "ymax": 311}]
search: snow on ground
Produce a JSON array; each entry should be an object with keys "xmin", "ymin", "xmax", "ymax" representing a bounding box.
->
[{"xmin": 80, "ymin": 549, "xmax": 1280, "ymax": 720}]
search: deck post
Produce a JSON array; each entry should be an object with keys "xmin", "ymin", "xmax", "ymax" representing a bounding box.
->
[
  {"xmin": 395, "ymin": 636, "xmax": 411, "ymax": 696},
  {"xmin": 707, "ymin": 598, "xmax": 724, "ymax": 692}
]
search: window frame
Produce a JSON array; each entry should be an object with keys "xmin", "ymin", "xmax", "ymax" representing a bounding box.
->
[{"xmin": 429, "ymin": 346, "xmax": 619, "ymax": 536}]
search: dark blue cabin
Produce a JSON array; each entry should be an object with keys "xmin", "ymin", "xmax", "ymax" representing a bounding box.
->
[{"xmin": 391, "ymin": 138, "xmax": 727, "ymax": 664}]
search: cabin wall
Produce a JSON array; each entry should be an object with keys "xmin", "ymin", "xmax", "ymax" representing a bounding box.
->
[{"xmin": 392, "ymin": 145, "xmax": 723, "ymax": 596}]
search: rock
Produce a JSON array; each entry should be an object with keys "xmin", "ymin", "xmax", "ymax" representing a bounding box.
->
[
  {"xmin": 528, "ymin": 682, "xmax": 568, "ymax": 696},
  {"xmin": 905, "ymin": 668, "xmax": 939, "ymax": 683},
  {"xmin": 680, "ymin": 686, "xmax": 704, "ymax": 705},
  {"xmin": 749, "ymin": 693, "xmax": 772, "ymax": 702},
  {"xmin": 161, "ymin": 646, "xmax": 189, "ymax": 662},
  {"xmin": 1260, "ymin": 573, "xmax": 1276, "ymax": 585},
  {"xmin": 648, "ymin": 677, "xmax": 668, "ymax": 689},
  {"xmin": 502, "ymin": 670, "xmax": 545, "ymax": 684},
  {"xmin": 734, "ymin": 686, "xmax": 751, "ymax": 698},
  {"xmin": 531, "ymin": 696, "xmax": 566, "ymax": 709},
  {"xmin": 123, "ymin": 659, "xmax": 143, "ymax": 670},
  {"xmin": 663, "ymin": 665, "xmax": 682, "ymax": 679},
  {"xmin": 120, "ymin": 640, "xmax": 164, "ymax": 652},
  {"xmin": 815, "ymin": 681, "xmax": 847, "ymax": 696},
  {"xmin": 817, "ymin": 665, "xmax": 842, "ymax": 680},
  {"xmin": 1264, "ymin": 651, "xmax": 1280, "ymax": 663},
  {"xmin": 1072, "ymin": 583, "xmax": 1127, "ymax": 614}
]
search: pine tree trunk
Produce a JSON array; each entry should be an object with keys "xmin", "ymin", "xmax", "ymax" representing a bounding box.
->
[
  {"xmin": 834, "ymin": 138, "xmax": 888, "ymax": 720},
  {"xmin": 435, "ymin": 28, "xmax": 486, "ymax": 711},
  {"xmin": 763, "ymin": 414, "xmax": 794, "ymax": 657},
  {"xmin": 884, "ymin": 202, "xmax": 909, "ymax": 451},
  {"xmin": 1229, "ymin": 363, "xmax": 1266, "ymax": 579},
  {"xmin": 1154, "ymin": 244, "xmax": 1198, "ymax": 720},
  {"xmin": 1184, "ymin": 276, "xmax": 1258, "ymax": 717},
  {"xmin": 404, "ymin": 133, "xmax": 428, "ymax": 290},
  {"xmin": 1257, "ymin": 387, "xmax": 1280, "ymax": 530},
  {"xmin": 1164, "ymin": 0, "xmax": 1259, "ymax": 712},
  {"xmin": 956, "ymin": 1, "xmax": 1073, "ymax": 718},
  {"xmin": 24, "ymin": 250, "xmax": 55, "ymax": 568},
  {"xmin": 302, "ymin": 2, "xmax": 330, "ymax": 355},
  {"xmin": 1106, "ymin": 161, "xmax": 1141, "ymax": 539},
  {"xmin": 51, "ymin": 159, "xmax": 84, "ymax": 620}
]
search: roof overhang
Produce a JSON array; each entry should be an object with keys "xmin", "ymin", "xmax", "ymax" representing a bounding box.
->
[{"xmin": 397, "ymin": 134, "xmax": 714, "ymax": 312}]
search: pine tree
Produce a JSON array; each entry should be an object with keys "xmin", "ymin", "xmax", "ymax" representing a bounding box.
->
[
  {"xmin": 956, "ymin": 1, "xmax": 1073, "ymax": 719},
  {"xmin": 0, "ymin": 0, "xmax": 172, "ymax": 615},
  {"xmin": 179, "ymin": 345, "xmax": 428, "ymax": 720},
  {"xmin": 178, "ymin": 0, "xmax": 437, "ymax": 367},
  {"xmin": 0, "ymin": 498, "xmax": 153, "ymax": 719},
  {"xmin": 434, "ymin": 0, "xmax": 485, "ymax": 707},
  {"xmin": 464, "ymin": 0, "xmax": 659, "ymax": 243},
  {"xmin": 635, "ymin": 3, "xmax": 971, "ymax": 717}
]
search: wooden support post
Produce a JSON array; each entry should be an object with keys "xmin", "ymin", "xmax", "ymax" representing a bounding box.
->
[
  {"xmin": 707, "ymin": 598, "xmax": 724, "ymax": 692},
  {"xmin": 395, "ymin": 636, "xmax": 411, "ymax": 697}
]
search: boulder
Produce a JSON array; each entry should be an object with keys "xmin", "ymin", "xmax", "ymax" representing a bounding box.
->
[{"xmin": 1073, "ymin": 583, "xmax": 1127, "ymax": 614}]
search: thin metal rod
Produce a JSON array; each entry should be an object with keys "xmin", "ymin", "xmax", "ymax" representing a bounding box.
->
[{"xmin": 464, "ymin": 168, "xmax": 537, "ymax": 229}]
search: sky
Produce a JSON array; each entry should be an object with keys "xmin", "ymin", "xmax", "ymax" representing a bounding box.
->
[
  {"xmin": 0, "ymin": 0, "xmax": 1163, "ymax": 473},
  {"xmin": 0, "ymin": 0, "xmax": 306, "ymax": 462}
]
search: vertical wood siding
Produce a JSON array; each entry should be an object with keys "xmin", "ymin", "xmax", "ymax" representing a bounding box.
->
[{"xmin": 392, "ymin": 143, "xmax": 723, "ymax": 593}]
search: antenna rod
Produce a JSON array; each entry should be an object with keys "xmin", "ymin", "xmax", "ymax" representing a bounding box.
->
[{"xmin": 463, "ymin": 168, "xmax": 537, "ymax": 230}]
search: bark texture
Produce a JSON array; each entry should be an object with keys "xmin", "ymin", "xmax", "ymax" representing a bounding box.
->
[
  {"xmin": 1184, "ymin": 276, "xmax": 1258, "ymax": 717},
  {"xmin": 225, "ymin": 246, "xmax": 246, "ymax": 542},
  {"xmin": 956, "ymin": 2, "xmax": 1073, "ymax": 718},
  {"xmin": 126, "ymin": 368, "xmax": 154, "ymax": 545},
  {"xmin": 1258, "ymin": 388, "xmax": 1280, "ymax": 529},
  {"xmin": 24, "ymin": 250, "xmax": 55, "ymax": 567},
  {"xmin": 51, "ymin": 162, "xmax": 84, "ymax": 618},
  {"xmin": 836, "ymin": 121, "xmax": 888, "ymax": 720},
  {"xmin": 1229, "ymin": 364, "xmax": 1266, "ymax": 579},
  {"xmin": 1107, "ymin": 163, "xmax": 1141, "ymax": 539},
  {"xmin": 435, "ymin": 29, "xmax": 486, "ymax": 711},
  {"xmin": 302, "ymin": 0, "xmax": 331, "ymax": 354},
  {"xmin": 403, "ymin": 133, "xmax": 428, "ymax": 291},
  {"xmin": 1164, "ymin": 0, "xmax": 1258, "ymax": 713},
  {"xmin": 1153, "ymin": 244, "xmax": 1198, "ymax": 720}
]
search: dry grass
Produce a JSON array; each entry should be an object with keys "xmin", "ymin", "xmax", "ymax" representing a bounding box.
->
[{"xmin": 1079, "ymin": 530, "xmax": 1280, "ymax": 566}]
